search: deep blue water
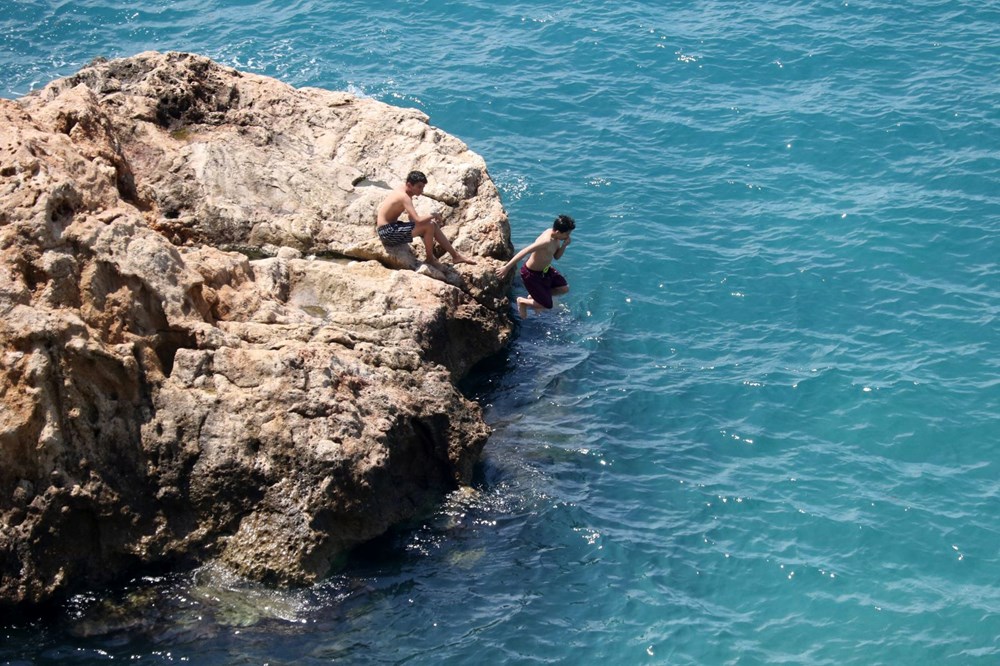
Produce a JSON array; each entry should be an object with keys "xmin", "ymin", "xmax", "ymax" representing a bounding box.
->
[{"xmin": 2, "ymin": 1, "xmax": 999, "ymax": 663}]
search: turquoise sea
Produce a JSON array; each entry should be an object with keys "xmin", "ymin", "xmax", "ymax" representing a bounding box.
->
[{"xmin": 3, "ymin": 1, "xmax": 999, "ymax": 663}]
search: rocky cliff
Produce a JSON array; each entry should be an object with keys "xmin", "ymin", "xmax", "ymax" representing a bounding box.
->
[{"xmin": 0, "ymin": 51, "xmax": 515, "ymax": 612}]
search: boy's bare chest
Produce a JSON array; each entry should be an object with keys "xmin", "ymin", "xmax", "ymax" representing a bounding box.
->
[{"xmin": 544, "ymin": 238, "xmax": 562, "ymax": 255}]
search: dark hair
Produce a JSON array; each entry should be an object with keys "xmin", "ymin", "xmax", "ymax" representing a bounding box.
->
[
  {"xmin": 552, "ymin": 214, "xmax": 576, "ymax": 233},
  {"xmin": 406, "ymin": 170, "xmax": 429, "ymax": 185}
]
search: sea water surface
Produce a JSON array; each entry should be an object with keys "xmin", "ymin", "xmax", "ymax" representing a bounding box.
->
[{"xmin": 2, "ymin": 1, "xmax": 999, "ymax": 664}]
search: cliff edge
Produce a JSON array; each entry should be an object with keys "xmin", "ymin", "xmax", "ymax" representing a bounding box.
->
[{"xmin": 0, "ymin": 51, "xmax": 515, "ymax": 612}]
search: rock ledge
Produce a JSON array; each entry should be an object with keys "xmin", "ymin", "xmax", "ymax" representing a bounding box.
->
[{"xmin": 0, "ymin": 51, "xmax": 515, "ymax": 612}]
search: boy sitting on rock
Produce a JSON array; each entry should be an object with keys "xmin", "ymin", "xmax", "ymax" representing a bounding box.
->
[{"xmin": 376, "ymin": 170, "xmax": 476, "ymax": 268}]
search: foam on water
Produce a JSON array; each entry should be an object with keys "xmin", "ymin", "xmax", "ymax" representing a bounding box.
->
[{"xmin": 2, "ymin": 0, "xmax": 998, "ymax": 663}]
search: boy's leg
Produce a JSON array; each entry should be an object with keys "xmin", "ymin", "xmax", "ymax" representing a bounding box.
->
[
  {"xmin": 515, "ymin": 296, "xmax": 545, "ymax": 318},
  {"xmin": 412, "ymin": 220, "xmax": 442, "ymax": 267},
  {"xmin": 548, "ymin": 269, "xmax": 569, "ymax": 299},
  {"xmin": 516, "ymin": 297, "xmax": 531, "ymax": 318},
  {"xmin": 431, "ymin": 224, "xmax": 476, "ymax": 265},
  {"xmin": 519, "ymin": 269, "xmax": 554, "ymax": 309},
  {"xmin": 413, "ymin": 220, "xmax": 475, "ymax": 265}
]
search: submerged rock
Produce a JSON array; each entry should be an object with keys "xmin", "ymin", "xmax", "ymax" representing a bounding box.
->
[{"xmin": 0, "ymin": 51, "xmax": 515, "ymax": 612}]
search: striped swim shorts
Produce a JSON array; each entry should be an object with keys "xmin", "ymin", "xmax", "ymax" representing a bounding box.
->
[{"xmin": 377, "ymin": 220, "xmax": 415, "ymax": 246}]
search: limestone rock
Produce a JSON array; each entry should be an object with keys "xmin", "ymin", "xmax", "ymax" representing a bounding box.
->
[{"xmin": 0, "ymin": 51, "xmax": 515, "ymax": 612}]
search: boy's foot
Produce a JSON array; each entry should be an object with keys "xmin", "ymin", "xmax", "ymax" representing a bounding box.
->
[
  {"xmin": 516, "ymin": 297, "xmax": 530, "ymax": 319},
  {"xmin": 451, "ymin": 253, "xmax": 477, "ymax": 265}
]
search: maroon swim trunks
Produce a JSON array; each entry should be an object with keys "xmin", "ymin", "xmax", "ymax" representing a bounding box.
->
[{"xmin": 519, "ymin": 265, "xmax": 568, "ymax": 309}]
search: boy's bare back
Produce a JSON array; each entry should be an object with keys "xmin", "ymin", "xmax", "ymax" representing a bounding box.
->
[{"xmin": 376, "ymin": 187, "xmax": 411, "ymax": 226}]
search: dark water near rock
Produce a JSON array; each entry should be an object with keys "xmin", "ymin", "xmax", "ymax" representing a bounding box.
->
[{"xmin": 2, "ymin": 0, "xmax": 998, "ymax": 663}]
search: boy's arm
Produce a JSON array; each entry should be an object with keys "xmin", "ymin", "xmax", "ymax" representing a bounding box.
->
[
  {"xmin": 403, "ymin": 196, "xmax": 438, "ymax": 225},
  {"xmin": 495, "ymin": 238, "xmax": 546, "ymax": 278},
  {"xmin": 553, "ymin": 235, "xmax": 571, "ymax": 260}
]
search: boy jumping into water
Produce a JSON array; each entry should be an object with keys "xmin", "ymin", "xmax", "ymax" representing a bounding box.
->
[
  {"xmin": 376, "ymin": 170, "xmax": 476, "ymax": 268},
  {"xmin": 495, "ymin": 214, "xmax": 575, "ymax": 318}
]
